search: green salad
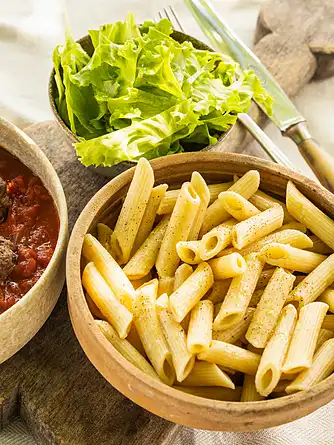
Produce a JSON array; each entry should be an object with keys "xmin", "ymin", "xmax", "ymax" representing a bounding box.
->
[{"xmin": 53, "ymin": 13, "xmax": 272, "ymax": 167}]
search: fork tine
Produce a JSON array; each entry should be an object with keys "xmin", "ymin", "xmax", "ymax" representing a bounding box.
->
[
  {"xmin": 157, "ymin": 5, "xmax": 184, "ymax": 32},
  {"xmin": 168, "ymin": 5, "xmax": 185, "ymax": 32}
]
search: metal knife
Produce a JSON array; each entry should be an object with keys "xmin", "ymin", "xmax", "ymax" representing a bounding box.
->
[{"xmin": 186, "ymin": 0, "xmax": 334, "ymax": 193}]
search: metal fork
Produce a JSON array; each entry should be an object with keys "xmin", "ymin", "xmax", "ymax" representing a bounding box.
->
[{"xmin": 157, "ymin": 5, "xmax": 296, "ymax": 170}]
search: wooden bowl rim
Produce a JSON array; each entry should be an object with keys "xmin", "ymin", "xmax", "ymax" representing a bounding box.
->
[{"xmin": 67, "ymin": 152, "xmax": 334, "ymax": 427}]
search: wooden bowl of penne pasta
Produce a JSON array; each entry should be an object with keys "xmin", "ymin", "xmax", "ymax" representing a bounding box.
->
[{"xmin": 67, "ymin": 152, "xmax": 334, "ymax": 431}]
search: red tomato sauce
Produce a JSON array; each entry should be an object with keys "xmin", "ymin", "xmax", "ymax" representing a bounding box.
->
[{"xmin": 0, "ymin": 148, "xmax": 59, "ymax": 313}]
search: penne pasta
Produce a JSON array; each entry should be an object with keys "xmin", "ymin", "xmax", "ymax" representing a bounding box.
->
[
  {"xmin": 259, "ymin": 243, "xmax": 327, "ymax": 273},
  {"xmin": 178, "ymin": 361, "xmax": 234, "ymax": 388},
  {"xmin": 131, "ymin": 184, "xmax": 168, "ymax": 255},
  {"xmin": 213, "ymin": 308, "xmax": 255, "ymax": 344},
  {"xmin": 174, "ymin": 264, "xmax": 193, "ymax": 291},
  {"xmin": 198, "ymin": 340, "xmax": 261, "ymax": 375},
  {"xmin": 249, "ymin": 189, "xmax": 294, "ymax": 223},
  {"xmin": 272, "ymin": 380, "xmax": 291, "ymax": 394},
  {"xmin": 206, "ymin": 279, "xmax": 232, "ymax": 304},
  {"xmin": 97, "ymin": 223, "xmax": 113, "ymax": 252},
  {"xmin": 176, "ymin": 385, "xmax": 241, "ymax": 401},
  {"xmin": 248, "ymin": 289, "xmax": 264, "ymax": 308},
  {"xmin": 123, "ymin": 218, "xmax": 169, "ymax": 280},
  {"xmin": 130, "ymin": 273, "xmax": 152, "ymax": 290},
  {"xmin": 315, "ymin": 329, "xmax": 334, "ymax": 351},
  {"xmin": 187, "ymin": 300, "xmax": 214, "ymax": 354},
  {"xmin": 241, "ymin": 374, "xmax": 265, "ymax": 402},
  {"xmin": 199, "ymin": 219, "xmax": 237, "ymax": 261},
  {"xmin": 176, "ymin": 240, "xmax": 202, "ymax": 265},
  {"xmin": 275, "ymin": 222, "xmax": 307, "ymax": 233},
  {"xmin": 322, "ymin": 315, "xmax": 334, "ymax": 331},
  {"xmin": 200, "ymin": 170, "xmax": 260, "ymax": 236},
  {"xmin": 158, "ymin": 277, "xmax": 175, "ymax": 296},
  {"xmin": 188, "ymin": 172, "xmax": 210, "ymax": 240},
  {"xmin": 217, "ymin": 229, "xmax": 313, "ymax": 258},
  {"xmin": 82, "ymin": 234, "xmax": 136, "ymax": 310},
  {"xmin": 307, "ymin": 235, "xmax": 333, "ymax": 255},
  {"xmin": 286, "ymin": 181, "xmax": 334, "ymax": 250},
  {"xmin": 134, "ymin": 280, "xmax": 175, "ymax": 385},
  {"xmin": 208, "ymin": 253, "xmax": 246, "ymax": 280},
  {"xmin": 255, "ymin": 304, "xmax": 297, "ymax": 396},
  {"xmin": 156, "ymin": 293, "xmax": 195, "ymax": 382},
  {"xmin": 96, "ymin": 320, "xmax": 159, "ymax": 380},
  {"xmin": 86, "ymin": 292, "xmax": 104, "ymax": 320},
  {"xmin": 157, "ymin": 182, "xmax": 234, "ymax": 215},
  {"xmin": 213, "ymin": 253, "xmax": 264, "ymax": 330},
  {"xmin": 287, "ymin": 254, "xmax": 334, "ymax": 307},
  {"xmin": 82, "ymin": 263, "xmax": 133, "ymax": 339},
  {"xmin": 127, "ymin": 324, "xmax": 146, "ymax": 357},
  {"xmin": 317, "ymin": 289, "xmax": 334, "ymax": 313},
  {"xmin": 169, "ymin": 262, "xmax": 214, "ymax": 322},
  {"xmin": 219, "ymin": 191, "xmax": 260, "ymax": 221},
  {"xmin": 156, "ymin": 182, "xmax": 201, "ymax": 278},
  {"xmin": 282, "ymin": 302, "xmax": 329, "ymax": 374},
  {"xmin": 255, "ymin": 268, "xmax": 275, "ymax": 289},
  {"xmin": 111, "ymin": 158, "xmax": 154, "ymax": 264},
  {"xmin": 231, "ymin": 205, "xmax": 284, "ymax": 250},
  {"xmin": 246, "ymin": 268, "xmax": 295, "ymax": 348},
  {"xmin": 286, "ymin": 338, "xmax": 334, "ymax": 394}
]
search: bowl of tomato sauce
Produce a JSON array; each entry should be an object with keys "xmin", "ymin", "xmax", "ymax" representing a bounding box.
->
[{"xmin": 0, "ymin": 116, "xmax": 68, "ymax": 364}]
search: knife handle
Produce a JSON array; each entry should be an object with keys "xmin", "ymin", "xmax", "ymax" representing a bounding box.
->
[{"xmin": 284, "ymin": 122, "xmax": 334, "ymax": 194}]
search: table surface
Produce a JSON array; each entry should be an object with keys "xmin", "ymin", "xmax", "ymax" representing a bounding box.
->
[{"xmin": 0, "ymin": 0, "xmax": 333, "ymax": 444}]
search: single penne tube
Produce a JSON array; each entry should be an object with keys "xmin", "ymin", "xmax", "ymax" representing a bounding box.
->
[
  {"xmin": 156, "ymin": 293, "xmax": 195, "ymax": 382},
  {"xmin": 179, "ymin": 361, "xmax": 234, "ymax": 388},
  {"xmin": 275, "ymin": 222, "xmax": 307, "ymax": 233},
  {"xmin": 200, "ymin": 170, "xmax": 260, "ymax": 236},
  {"xmin": 317, "ymin": 289, "xmax": 334, "ymax": 313},
  {"xmin": 248, "ymin": 289, "xmax": 264, "ymax": 308},
  {"xmin": 307, "ymin": 235, "xmax": 333, "ymax": 254},
  {"xmin": 259, "ymin": 243, "xmax": 327, "ymax": 273},
  {"xmin": 249, "ymin": 189, "xmax": 294, "ymax": 223},
  {"xmin": 217, "ymin": 229, "xmax": 313, "ymax": 258},
  {"xmin": 82, "ymin": 234, "xmax": 136, "ymax": 310},
  {"xmin": 96, "ymin": 320, "xmax": 159, "ymax": 380},
  {"xmin": 126, "ymin": 323, "xmax": 146, "ymax": 357},
  {"xmin": 169, "ymin": 262, "xmax": 214, "ymax": 322},
  {"xmin": 110, "ymin": 158, "xmax": 154, "ymax": 264},
  {"xmin": 256, "ymin": 268, "xmax": 275, "ymax": 289},
  {"xmin": 188, "ymin": 172, "xmax": 210, "ymax": 240},
  {"xmin": 130, "ymin": 272, "xmax": 152, "ymax": 290},
  {"xmin": 219, "ymin": 191, "xmax": 260, "ymax": 221},
  {"xmin": 134, "ymin": 280, "xmax": 175, "ymax": 385},
  {"xmin": 131, "ymin": 184, "xmax": 168, "ymax": 254},
  {"xmin": 97, "ymin": 223, "xmax": 113, "ymax": 252},
  {"xmin": 246, "ymin": 268, "xmax": 295, "ymax": 348},
  {"xmin": 213, "ymin": 253, "xmax": 264, "ymax": 330},
  {"xmin": 208, "ymin": 253, "xmax": 246, "ymax": 280},
  {"xmin": 82, "ymin": 263, "xmax": 133, "ymax": 339},
  {"xmin": 158, "ymin": 277, "xmax": 175, "ymax": 296},
  {"xmin": 199, "ymin": 219, "xmax": 237, "ymax": 261},
  {"xmin": 286, "ymin": 338, "xmax": 334, "ymax": 394},
  {"xmin": 255, "ymin": 304, "xmax": 297, "ymax": 397},
  {"xmin": 323, "ymin": 315, "xmax": 334, "ymax": 331},
  {"xmin": 206, "ymin": 279, "xmax": 232, "ymax": 304},
  {"xmin": 123, "ymin": 218, "xmax": 169, "ymax": 280},
  {"xmin": 176, "ymin": 385, "xmax": 241, "ymax": 401},
  {"xmin": 198, "ymin": 340, "xmax": 261, "ymax": 375},
  {"xmin": 231, "ymin": 205, "xmax": 284, "ymax": 250},
  {"xmin": 282, "ymin": 302, "xmax": 329, "ymax": 375},
  {"xmin": 176, "ymin": 240, "xmax": 202, "ymax": 265},
  {"xmin": 174, "ymin": 264, "xmax": 193, "ymax": 291},
  {"xmin": 86, "ymin": 292, "xmax": 104, "ymax": 320},
  {"xmin": 187, "ymin": 300, "xmax": 214, "ymax": 354},
  {"xmin": 287, "ymin": 253, "xmax": 334, "ymax": 306},
  {"xmin": 241, "ymin": 374, "xmax": 265, "ymax": 402},
  {"xmin": 286, "ymin": 181, "xmax": 334, "ymax": 250},
  {"xmin": 315, "ymin": 329, "xmax": 334, "ymax": 351},
  {"xmin": 157, "ymin": 182, "xmax": 234, "ymax": 215},
  {"xmin": 213, "ymin": 308, "xmax": 255, "ymax": 344},
  {"xmin": 156, "ymin": 182, "xmax": 201, "ymax": 277}
]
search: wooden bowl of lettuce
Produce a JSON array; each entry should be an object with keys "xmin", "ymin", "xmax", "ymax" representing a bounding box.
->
[{"xmin": 49, "ymin": 13, "xmax": 272, "ymax": 178}]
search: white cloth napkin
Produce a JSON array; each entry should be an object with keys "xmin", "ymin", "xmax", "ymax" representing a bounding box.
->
[{"xmin": 0, "ymin": 0, "xmax": 333, "ymax": 444}]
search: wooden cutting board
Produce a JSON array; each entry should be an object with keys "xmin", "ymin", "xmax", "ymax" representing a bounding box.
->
[{"xmin": 1, "ymin": 0, "xmax": 334, "ymax": 442}]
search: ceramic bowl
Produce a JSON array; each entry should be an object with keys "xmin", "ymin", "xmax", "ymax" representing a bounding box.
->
[
  {"xmin": 48, "ymin": 31, "xmax": 232, "ymax": 178},
  {"xmin": 0, "ymin": 117, "xmax": 68, "ymax": 364},
  {"xmin": 66, "ymin": 152, "xmax": 334, "ymax": 431}
]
